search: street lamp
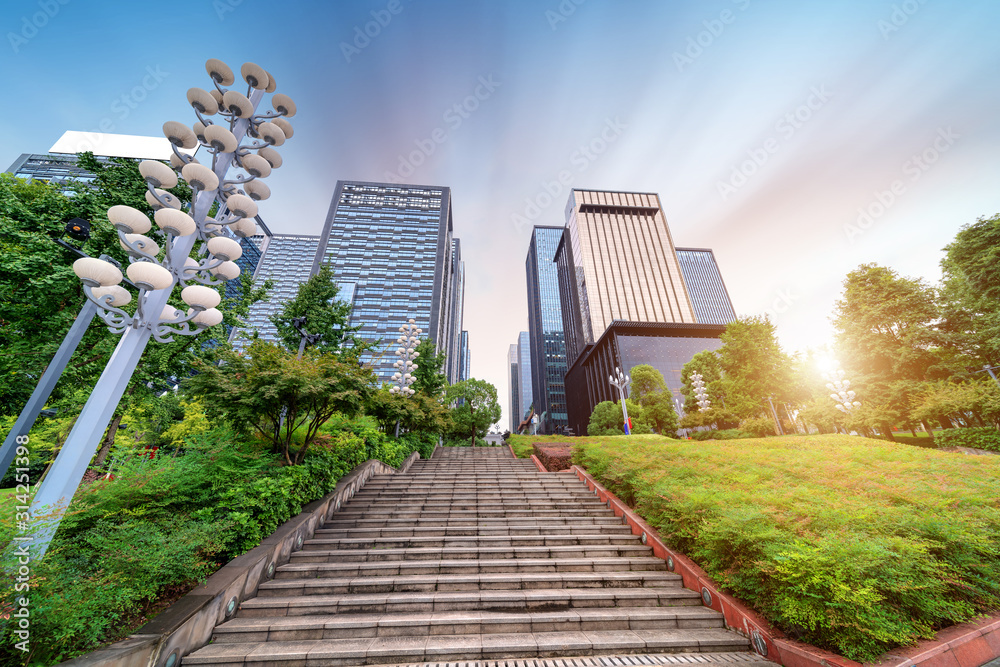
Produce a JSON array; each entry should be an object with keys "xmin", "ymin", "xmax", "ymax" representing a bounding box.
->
[
  {"xmin": 390, "ymin": 320, "xmax": 421, "ymax": 437},
  {"xmin": 22, "ymin": 58, "xmax": 297, "ymax": 559},
  {"xmin": 824, "ymin": 367, "xmax": 861, "ymax": 414},
  {"xmin": 691, "ymin": 373, "xmax": 711, "ymax": 411},
  {"xmin": 609, "ymin": 366, "xmax": 632, "ymax": 435}
]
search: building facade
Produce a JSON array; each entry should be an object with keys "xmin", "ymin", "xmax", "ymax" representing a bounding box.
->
[
  {"xmin": 555, "ymin": 189, "xmax": 696, "ymax": 367},
  {"xmin": 525, "ymin": 226, "xmax": 569, "ymax": 433},
  {"xmin": 234, "ymin": 234, "xmax": 321, "ymax": 348},
  {"xmin": 517, "ymin": 331, "xmax": 533, "ymax": 426},
  {"xmin": 314, "ymin": 181, "xmax": 462, "ymax": 384},
  {"xmin": 446, "ymin": 241, "xmax": 466, "ymax": 384},
  {"xmin": 459, "ymin": 330, "xmax": 470, "ymax": 382},
  {"xmin": 508, "ymin": 344, "xmax": 519, "ymax": 431},
  {"xmin": 563, "ymin": 321, "xmax": 726, "ymax": 436},
  {"xmin": 675, "ymin": 248, "xmax": 737, "ymax": 325}
]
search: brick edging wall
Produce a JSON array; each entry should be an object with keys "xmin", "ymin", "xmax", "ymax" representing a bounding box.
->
[
  {"xmin": 530, "ymin": 454, "xmax": 548, "ymax": 472},
  {"xmin": 569, "ymin": 465, "xmax": 1000, "ymax": 667},
  {"xmin": 60, "ymin": 451, "xmax": 422, "ymax": 667}
]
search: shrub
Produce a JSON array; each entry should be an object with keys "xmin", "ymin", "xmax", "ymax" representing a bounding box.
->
[
  {"xmin": 934, "ymin": 427, "xmax": 1000, "ymax": 451},
  {"xmin": 572, "ymin": 434, "xmax": 1000, "ymax": 661},
  {"xmin": 739, "ymin": 416, "xmax": 776, "ymax": 437}
]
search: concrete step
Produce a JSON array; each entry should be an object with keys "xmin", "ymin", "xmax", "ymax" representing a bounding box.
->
[
  {"xmin": 345, "ymin": 498, "xmax": 603, "ymax": 508},
  {"xmin": 258, "ymin": 571, "xmax": 682, "ymax": 596},
  {"xmin": 184, "ymin": 628, "xmax": 749, "ymax": 665},
  {"xmin": 296, "ymin": 544, "xmax": 654, "ymax": 561},
  {"xmin": 304, "ymin": 533, "xmax": 642, "ymax": 549},
  {"xmin": 313, "ymin": 525, "xmax": 636, "ymax": 539},
  {"xmin": 281, "ymin": 556, "xmax": 668, "ymax": 574},
  {"xmin": 238, "ymin": 587, "xmax": 704, "ymax": 618},
  {"xmin": 328, "ymin": 509, "xmax": 615, "ymax": 520},
  {"xmin": 321, "ymin": 517, "xmax": 626, "ymax": 530},
  {"xmin": 210, "ymin": 607, "xmax": 724, "ymax": 642}
]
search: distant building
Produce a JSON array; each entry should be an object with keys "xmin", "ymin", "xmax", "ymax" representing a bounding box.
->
[
  {"xmin": 459, "ymin": 330, "xmax": 470, "ymax": 382},
  {"xmin": 553, "ymin": 189, "xmax": 735, "ymax": 434},
  {"xmin": 508, "ymin": 344, "xmax": 520, "ymax": 431},
  {"xmin": 675, "ymin": 248, "xmax": 737, "ymax": 325},
  {"xmin": 517, "ymin": 331, "xmax": 533, "ymax": 426},
  {"xmin": 526, "ymin": 226, "xmax": 569, "ymax": 434},
  {"xmin": 314, "ymin": 181, "xmax": 463, "ymax": 384},
  {"xmin": 446, "ymin": 241, "xmax": 466, "ymax": 384}
]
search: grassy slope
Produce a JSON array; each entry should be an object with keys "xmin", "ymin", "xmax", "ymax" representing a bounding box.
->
[{"xmin": 520, "ymin": 433, "xmax": 1000, "ymax": 661}]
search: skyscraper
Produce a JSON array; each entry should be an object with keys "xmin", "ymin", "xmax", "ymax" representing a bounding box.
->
[
  {"xmin": 508, "ymin": 344, "xmax": 519, "ymax": 431},
  {"xmin": 446, "ymin": 240, "xmax": 466, "ymax": 384},
  {"xmin": 526, "ymin": 226, "xmax": 568, "ymax": 433},
  {"xmin": 314, "ymin": 181, "xmax": 462, "ymax": 383},
  {"xmin": 517, "ymin": 331, "xmax": 533, "ymax": 427},
  {"xmin": 675, "ymin": 248, "xmax": 737, "ymax": 325},
  {"xmin": 459, "ymin": 330, "xmax": 470, "ymax": 382},
  {"xmin": 234, "ymin": 234, "xmax": 321, "ymax": 348},
  {"xmin": 555, "ymin": 189, "xmax": 696, "ymax": 367}
]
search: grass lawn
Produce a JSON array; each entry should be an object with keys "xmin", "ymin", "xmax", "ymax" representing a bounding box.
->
[{"xmin": 516, "ymin": 432, "xmax": 1000, "ymax": 661}]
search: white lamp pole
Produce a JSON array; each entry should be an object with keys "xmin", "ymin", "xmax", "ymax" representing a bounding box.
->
[
  {"xmin": 390, "ymin": 320, "xmax": 421, "ymax": 437},
  {"xmin": 609, "ymin": 366, "xmax": 631, "ymax": 435},
  {"xmin": 824, "ymin": 367, "xmax": 862, "ymax": 414},
  {"xmin": 691, "ymin": 372, "xmax": 711, "ymax": 411},
  {"xmin": 24, "ymin": 58, "xmax": 297, "ymax": 560}
]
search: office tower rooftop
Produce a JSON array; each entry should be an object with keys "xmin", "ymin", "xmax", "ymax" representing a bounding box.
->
[
  {"xmin": 675, "ymin": 248, "xmax": 737, "ymax": 325},
  {"xmin": 555, "ymin": 189, "xmax": 696, "ymax": 367},
  {"xmin": 315, "ymin": 181, "xmax": 462, "ymax": 384},
  {"xmin": 526, "ymin": 226, "xmax": 569, "ymax": 433}
]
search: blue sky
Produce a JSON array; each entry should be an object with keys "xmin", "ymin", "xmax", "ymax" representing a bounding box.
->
[{"xmin": 3, "ymin": 0, "xmax": 999, "ymax": 429}]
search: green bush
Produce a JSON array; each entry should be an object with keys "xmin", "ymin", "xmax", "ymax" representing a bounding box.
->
[
  {"xmin": 934, "ymin": 427, "xmax": 1000, "ymax": 451},
  {"xmin": 572, "ymin": 433, "xmax": 1000, "ymax": 661},
  {"xmin": 739, "ymin": 416, "xmax": 776, "ymax": 437},
  {"xmin": 688, "ymin": 429, "xmax": 754, "ymax": 441}
]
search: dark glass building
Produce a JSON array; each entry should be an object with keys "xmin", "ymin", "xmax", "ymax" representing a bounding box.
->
[
  {"xmin": 526, "ymin": 226, "xmax": 569, "ymax": 433},
  {"xmin": 314, "ymin": 181, "xmax": 462, "ymax": 384},
  {"xmin": 508, "ymin": 344, "xmax": 519, "ymax": 430},
  {"xmin": 675, "ymin": 248, "xmax": 737, "ymax": 325},
  {"xmin": 459, "ymin": 330, "xmax": 470, "ymax": 382},
  {"xmin": 564, "ymin": 321, "xmax": 726, "ymax": 435}
]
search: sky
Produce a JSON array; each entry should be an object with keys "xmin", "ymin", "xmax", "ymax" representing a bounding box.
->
[{"xmin": 3, "ymin": 0, "xmax": 999, "ymax": 430}]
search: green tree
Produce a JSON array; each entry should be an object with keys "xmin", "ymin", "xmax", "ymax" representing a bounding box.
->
[
  {"xmin": 587, "ymin": 399, "xmax": 653, "ymax": 436},
  {"xmin": 716, "ymin": 316, "xmax": 794, "ymax": 420},
  {"xmin": 680, "ymin": 350, "xmax": 724, "ymax": 414},
  {"xmin": 271, "ymin": 264, "xmax": 360, "ymax": 356},
  {"xmin": 411, "ymin": 337, "xmax": 447, "ymax": 396},
  {"xmin": 628, "ymin": 365, "xmax": 678, "ymax": 436},
  {"xmin": 186, "ymin": 340, "xmax": 375, "ymax": 465},
  {"xmin": 446, "ymin": 379, "xmax": 501, "ymax": 446}
]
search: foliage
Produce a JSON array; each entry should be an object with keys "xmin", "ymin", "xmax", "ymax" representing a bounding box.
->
[
  {"xmin": 687, "ymin": 428, "xmax": 754, "ymax": 441},
  {"xmin": 739, "ymin": 416, "xmax": 776, "ymax": 437},
  {"xmin": 270, "ymin": 264, "xmax": 361, "ymax": 356},
  {"xmin": 186, "ymin": 340, "xmax": 374, "ymax": 465},
  {"xmin": 628, "ymin": 365, "xmax": 679, "ymax": 436},
  {"xmin": 716, "ymin": 317, "xmax": 795, "ymax": 419},
  {"xmin": 567, "ymin": 433, "xmax": 1000, "ymax": 661},
  {"xmin": 411, "ymin": 337, "xmax": 447, "ymax": 397},
  {"xmin": 680, "ymin": 350, "xmax": 724, "ymax": 414},
  {"xmin": 587, "ymin": 399, "xmax": 653, "ymax": 436},
  {"xmin": 446, "ymin": 378, "xmax": 502, "ymax": 446},
  {"xmin": 630, "ymin": 364, "xmax": 666, "ymax": 397},
  {"xmin": 933, "ymin": 427, "xmax": 1000, "ymax": 452}
]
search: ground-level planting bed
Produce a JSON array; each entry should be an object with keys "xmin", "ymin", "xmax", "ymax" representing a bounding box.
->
[{"xmin": 527, "ymin": 433, "xmax": 1000, "ymax": 662}]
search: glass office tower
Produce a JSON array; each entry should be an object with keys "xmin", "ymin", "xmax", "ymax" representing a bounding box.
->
[
  {"xmin": 555, "ymin": 189, "xmax": 696, "ymax": 367},
  {"xmin": 508, "ymin": 344, "xmax": 520, "ymax": 430},
  {"xmin": 526, "ymin": 226, "xmax": 569, "ymax": 433},
  {"xmin": 675, "ymin": 248, "xmax": 737, "ymax": 325},
  {"xmin": 517, "ymin": 331, "xmax": 533, "ymax": 426},
  {"xmin": 314, "ymin": 181, "xmax": 461, "ymax": 384},
  {"xmin": 459, "ymin": 331, "xmax": 470, "ymax": 382}
]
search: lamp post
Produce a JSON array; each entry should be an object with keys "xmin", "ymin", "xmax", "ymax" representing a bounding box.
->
[
  {"xmin": 824, "ymin": 367, "xmax": 861, "ymax": 414},
  {"xmin": 609, "ymin": 366, "xmax": 631, "ymax": 435},
  {"xmin": 976, "ymin": 364, "xmax": 1000, "ymax": 388},
  {"xmin": 691, "ymin": 373, "xmax": 711, "ymax": 411},
  {"xmin": 291, "ymin": 316, "xmax": 321, "ymax": 359},
  {"xmin": 390, "ymin": 320, "xmax": 421, "ymax": 437},
  {"xmin": 23, "ymin": 58, "xmax": 297, "ymax": 559}
]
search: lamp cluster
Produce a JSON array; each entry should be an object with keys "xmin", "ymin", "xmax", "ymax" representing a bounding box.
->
[
  {"xmin": 691, "ymin": 372, "xmax": 711, "ymax": 411},
  {"xmin": 390, "ymin": 319, "xmax": 421, "ymax": 396},
  {"xmin": 71, "ymin": 58, "xmax": 297, "ymax": 344},
  {"xmin": 825, "ymin": 367, "xmax": 861, "ymax": 413}
]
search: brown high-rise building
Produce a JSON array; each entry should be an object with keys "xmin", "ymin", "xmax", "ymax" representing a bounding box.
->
[{"xmin": 554, "ymin": 189, "xmax": 697, "ymax": 366}]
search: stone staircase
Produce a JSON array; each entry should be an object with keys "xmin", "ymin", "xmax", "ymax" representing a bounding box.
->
[{"xmin": 184, "ymin": 447, "xmax": 761, "ymax": 666}]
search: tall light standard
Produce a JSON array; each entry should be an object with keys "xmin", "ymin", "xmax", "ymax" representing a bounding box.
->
[
  {"xmin": 609, "ymin": 366, "xmax": 631, "ymax": 435},
  {"xmin": 24, "ymin": 58, "xmax": 297, "ymax": 559},
  {"xmin": 390, "ymin": 320, "xmax": 420, "ymax": 437},
  {"xmin": 691, "ymin": 373, "xmax": 711, "ymax": 411},
  {"xmin": 825, "ymin": 367, "xmax": 861, "ymax": 414}
]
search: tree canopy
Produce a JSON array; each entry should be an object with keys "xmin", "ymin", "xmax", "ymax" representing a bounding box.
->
[
  {"xmin": 446, "ymin": 379, "xmax": 501, "ymax": 446},
  {"xmin": 270, "ymin": 264, "xmax": 360, "ymax": 356}
]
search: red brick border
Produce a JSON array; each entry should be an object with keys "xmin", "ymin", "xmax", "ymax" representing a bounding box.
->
[
  {"xmin": 530, "ymin": 454, "xmax": 548, "ymax": 472},
  {"xmin": 569, "ymin": 465, "xmax": 1000, "ymax": 667}
]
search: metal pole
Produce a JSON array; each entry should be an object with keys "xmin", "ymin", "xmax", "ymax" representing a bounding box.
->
[
  {"xmin": 25, "ymin": 89, "xmax": 265, "ymax": 560},
  {"xmin": 0, "ymin": 300, "xmax": 98, "ymax": 480},
  {"xmin": 766, "ymin": 396, "xmax": 784, "ymax": 436},
  {"xmin": 983, "ymin": 365, "xmax": 1000, "ymax": 387}
]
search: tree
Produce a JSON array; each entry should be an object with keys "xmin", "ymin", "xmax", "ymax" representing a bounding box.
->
[
  {"xmin": 366, "ymin": 386, "xmax": 452, "ymax": 436},
  {"xmin": 411, "ymin": 337, "xmax": 447, "ymax": 396},
  {"xmin": 680, "ymin": 350, "xmax": 724, "ymax": 414},
  {"xmin": 628, "ymin": 365, "xmax": 678, "ymax": 436},
  {"xmin": 186, "ymin": 340, "xmax": 375, "ymax": 465},
  {"xmin": 716, "ymin": 316, "xmax": 794, "ymax": 420},
  {"xmin": 446, "ymin": 379, "xmax": 501, "ymax": 446},
  {"xmin": 587, "ymin": 399, "xmax": 653, "ymax": 436},
  {"xmin": 939, "ymin": 214, "xmax": 1000, "ymax": 365},
  {"xmin": 271, "ymin": 264, "xmax": 360, "ymax": 356}
]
